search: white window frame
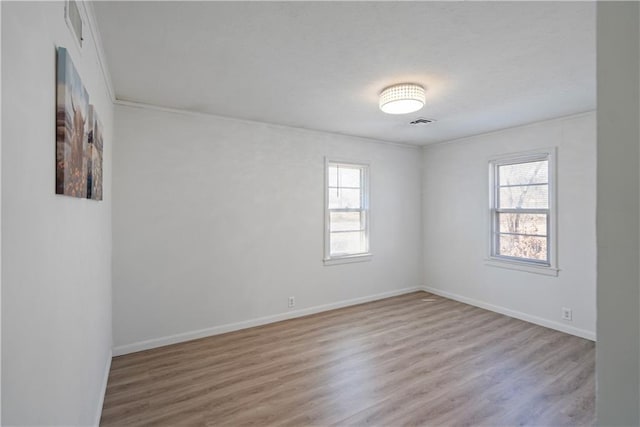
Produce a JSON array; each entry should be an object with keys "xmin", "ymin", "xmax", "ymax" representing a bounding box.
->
[
  {"xmin": 324, "ymin": 158, "xmax": 372, "ymax": 266},
  {"xmin": 485, "ymin": 148, "xmax": 559, "ymax": 276}
]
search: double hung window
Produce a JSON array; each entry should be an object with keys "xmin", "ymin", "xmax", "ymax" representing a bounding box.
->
[
  {"xmin": 488, "ymin": 150, "xmax": 557, "ymax": 275},
  {"xmin": 324, "ymin": 161, "xmax": 370, "ymax": 264}
]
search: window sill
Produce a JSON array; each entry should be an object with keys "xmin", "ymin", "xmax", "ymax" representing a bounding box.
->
[
  {"xmin": 324, "ymin": 253, "xmax": 372, "ymax": 266},
  {"xmin": 484, "ymin": 258, "xmax": 559, "ymax": 277}
]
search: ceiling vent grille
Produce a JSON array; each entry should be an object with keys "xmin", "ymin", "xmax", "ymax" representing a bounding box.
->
[
  {"xmin": 65, "ymin": 0, "xmax": 83, "ymax": 49},
  {"xmin": 409, "ymin": 118, "xmax": 437, "ymax": 125}
]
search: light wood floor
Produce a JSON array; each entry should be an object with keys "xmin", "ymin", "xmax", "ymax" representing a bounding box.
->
[{"xmin": 100, "ymin": 291, "xmax": 595, "ymax": 426}]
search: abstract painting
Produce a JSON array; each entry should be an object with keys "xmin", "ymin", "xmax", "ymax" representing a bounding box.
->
[
  {"xmin": 87, "ymin": 105, "xmax": 103, "ymax": 200},
  {"xmin": 56, "ymin": 46, "xmax": 89, "ymax": 198}
]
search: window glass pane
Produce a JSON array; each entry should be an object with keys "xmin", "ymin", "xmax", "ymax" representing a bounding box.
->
[
  {"xmin": 338, "ymin": 166, "xmax": 361, "ymax": 188},
  {"xmin": 330, "ymin": 231, "xmax": 366, "ymax": 255},
  {"xmin": 499, "ymin": 160, "xmax": 548, "ymax": 186},
  {"xmin": 498, "ymin": 234, "xmax": 547, "ymax": 261},
  {"xmin": 498, "ymin": 213, "xmax": 547, "ymax": 236},
  {"xmin": 328, "ymin": 165, "xmax": 337, "ymax": 187},
  {"xmin": 330, "ymin": 211, "xmax": 363, "ymax": 232},
  {"xmin": 328, "ymin": 188, "xmax": 361, "ymax": 209},
  {"xmin": 499, "ymin": 184, "xmax": 548, "ymax": 209}
]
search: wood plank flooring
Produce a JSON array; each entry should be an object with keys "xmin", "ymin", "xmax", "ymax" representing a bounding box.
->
[{"xmin": 100, "ymin": 291, "xmax": 595, "ymax": 426}]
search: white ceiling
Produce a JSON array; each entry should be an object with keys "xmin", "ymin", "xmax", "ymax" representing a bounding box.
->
[{"xmin": 94, "ymin": 1, "xmax": 595, "ymax": 145}]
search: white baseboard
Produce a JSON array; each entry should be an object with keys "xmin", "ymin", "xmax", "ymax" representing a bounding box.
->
[
  {"xmin": 113, "ymin": 285, "xmax": 594, "ymax": 357},
  {"xmin": 113, "ymin": 287, "xmax": 423, "ymax": 356},
  {"xmin": 94, "ymin": 349, "xmax": 112, "ymax": 426},
  {"xmin": 422, "ymin": 286, "xmax": 596, "ymax": 341}
]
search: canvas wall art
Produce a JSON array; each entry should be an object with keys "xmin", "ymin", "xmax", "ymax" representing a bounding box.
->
[
  {"xmin": 87, "ymin": 106, "xmax": 103, "ymax": 200},
  {"xmin": 56, "ymin": 46, "xmax": 103, "ymax": 201},
  {"xmin": 56, "ymin": 47, "xmax": 89, "ymax": 198}
]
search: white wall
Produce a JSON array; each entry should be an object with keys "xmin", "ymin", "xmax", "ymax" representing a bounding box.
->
[
  {"xmin": 112, "ymin": 103, "xmax": 423, "ymax": 354},
  {"xmin": 1, "ymin": 2, "xmax": 113, "ymax": 425},
  {"xmin": 596, "ymin": 2, "xmax": 640, "ymax": 425},
  {"xmin": 0, "ymin": 3, "xmax": 3, "ymax": 420},
  {"xmin": 422, "ymin": 112, "xmax": 596, "ymax": 339}
]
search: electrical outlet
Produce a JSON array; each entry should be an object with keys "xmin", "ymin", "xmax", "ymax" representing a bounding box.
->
[
  {"xmin": 288, "ymin": 296, "xmax": 295, "ymax": 308},
  {"xmin": 562, "ymin": 307, "xmax": 572, "ymax": 321}
]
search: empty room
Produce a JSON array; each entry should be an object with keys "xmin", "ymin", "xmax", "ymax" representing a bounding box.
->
[{"xmin": 2, "ymin": 1, "xmax": 639, "ymax": 426}]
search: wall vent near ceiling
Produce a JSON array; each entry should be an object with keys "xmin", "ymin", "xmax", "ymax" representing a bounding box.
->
[
  {"xmin": 65, "ymin": 0, "xmax": 83, "ymax": 49},
  {"xmin": 409, "ymin": 118, "xmax": 437, "ymax": 125}
]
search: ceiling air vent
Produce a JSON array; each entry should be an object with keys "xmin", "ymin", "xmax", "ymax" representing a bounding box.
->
[
  {"xmin": 65, "ymin": 0, "xmax": 83, "ymax": 49},
  {"xmin": 409, "ymin": 118, "xmax": 437, "ymax": 125}
]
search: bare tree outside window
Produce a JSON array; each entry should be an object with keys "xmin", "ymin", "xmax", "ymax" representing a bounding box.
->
[{"xmin": 491, "ymin": 156, "xmax": 551, "ymax": 264}]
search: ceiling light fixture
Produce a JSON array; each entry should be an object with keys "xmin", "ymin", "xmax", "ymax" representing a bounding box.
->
[{"xmin": 379, "ymin": 83, "xmax": 425, "ymax": 114}]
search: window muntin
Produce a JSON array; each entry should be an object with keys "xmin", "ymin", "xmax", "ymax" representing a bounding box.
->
[
  {"xmin": 490, "ymin": 153, "xmax": 552, "ymax": 265},
  {"xmin": 325, "ymin": 161, "xmax": 370, "ymax": 261}
]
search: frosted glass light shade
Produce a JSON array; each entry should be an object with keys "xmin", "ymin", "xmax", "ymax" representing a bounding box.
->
[{"xmin": 379, "ymin": 84, "xmax": 425, "ymax": 114}]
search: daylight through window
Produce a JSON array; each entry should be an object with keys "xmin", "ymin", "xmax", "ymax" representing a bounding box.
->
[
  {"xmin": 325, "ymin": 161, "xmax": 370, "ymax": 262},
  {"xmin": 490, "ymin": 152, "xmax": 553, "ymax": 265}
]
